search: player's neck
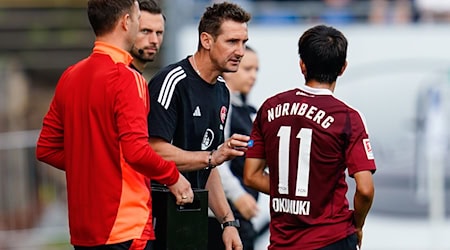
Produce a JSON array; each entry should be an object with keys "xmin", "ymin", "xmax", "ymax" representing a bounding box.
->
[{"xmin": 305, "ymin": 81, "xmax": 336, "ymax": 92}]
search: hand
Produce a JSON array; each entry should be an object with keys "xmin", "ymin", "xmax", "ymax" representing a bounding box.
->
[
  {"xmin": 222, "ymin": 226, "xmax": 242, "ymax": 250},
  {"xmin": 167, "ymin": 173, "xmax": 193, "ymax": 205},
  {"xmin": 234, "ymin": 193, "xmax": 259, "ymax": 220},
  {"xmin": 213, "ymin": 134, "xmax": 250, "ymax": 166}
]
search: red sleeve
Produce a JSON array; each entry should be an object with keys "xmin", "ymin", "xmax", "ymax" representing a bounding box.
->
[
  {"xmin": 115, "ymin": 67, "xmax": 179, "ymax": 186},
  {"xmin": 246, "ymin": 106, "xmax": 266, "ymax": 159},
  {"xmin": 36, "ymin": 70, "xmax": 69, "ymax": 170},
  {"xmin": 346, "ymin": 111, "xmax": 376, "ymax": 176}
]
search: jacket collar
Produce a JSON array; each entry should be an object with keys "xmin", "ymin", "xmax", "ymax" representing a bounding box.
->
[{"xmin": 93, "ymin": 41, "xmax": 133, "ymax": 65}]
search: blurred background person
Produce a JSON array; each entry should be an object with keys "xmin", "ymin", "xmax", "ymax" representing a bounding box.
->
[
  {"xmin": 320, "ymin": 0, "xmax": 357, "ymax": 24},
  {"xmin": 208, "ymin": 46, "xmax": 262, "ymax": 250},
  {"xmin": 369, "ymin": 0, "xmax": 417, "ymax": 24},
  {"xmin": 416, "ymin": 0, "xmax": 450, "ymax": 23}
]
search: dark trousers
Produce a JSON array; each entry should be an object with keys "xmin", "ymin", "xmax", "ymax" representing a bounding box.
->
[
  {"xmin": 74, "ymin": 240, "xmax": 153, "ymax": 250},
  {"xmin": 318, "ymin": 233, "xmax": 358, "ymax": 250},
  {"xmin": 207, "ymin": 217, "xmax": 256, "ymax": 250}
]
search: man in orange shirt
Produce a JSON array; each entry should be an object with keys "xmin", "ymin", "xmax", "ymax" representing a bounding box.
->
[{"xmin": 36, "ymin": 0, "xmax": 192, "ymax": 249}]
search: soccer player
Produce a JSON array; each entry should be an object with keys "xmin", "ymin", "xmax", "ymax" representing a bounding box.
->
[
  {"xmin": 243, "ymin": 25, "xmax": 376, "ymax": 250},
  {"xmin": 36, "ymin": 0, "xmax": 192, "ymax": 249}
]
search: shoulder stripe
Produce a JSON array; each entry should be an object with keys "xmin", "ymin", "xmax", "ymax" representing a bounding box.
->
[
  {"xmin": 157, "ymin": 66, "xmax": 186, "ymax": 110},
  {"xmin": 127, "ymin": 67, "xmax": 148, "ymax": 107}
]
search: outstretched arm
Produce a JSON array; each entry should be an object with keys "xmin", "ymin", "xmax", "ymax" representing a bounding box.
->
[{"xmin": 149, "ymin": 133, "xmax": 250, "ymax": 172}]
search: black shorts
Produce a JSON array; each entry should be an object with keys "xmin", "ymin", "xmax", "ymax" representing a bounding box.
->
[
  {"xmin": 318, "ymin": 233, "xmax": 357, "ymax": 250},
  {"xmin": 74, "ymin": 239, "xmax": 153, "ymax": 250}
]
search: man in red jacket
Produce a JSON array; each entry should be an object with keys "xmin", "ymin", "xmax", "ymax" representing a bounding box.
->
[{"xmin": 36, "ymin": 1, "xmax": 192, "ymax": 249}]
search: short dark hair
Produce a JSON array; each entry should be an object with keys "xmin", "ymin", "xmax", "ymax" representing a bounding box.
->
[
  {"xmin": 138, "ymin": 0, "xmax": 166, "ymax": 20},
  {"xmin": 298, "ymin": 25, "xmax": 348, "ymax": 83},
  {"xmin": 198, "ymin": 2, "xmax": 251, "ymax": 38},
  {"xmin": 87, "ymin": 0, "xmax": 136, "ymax": 36}
]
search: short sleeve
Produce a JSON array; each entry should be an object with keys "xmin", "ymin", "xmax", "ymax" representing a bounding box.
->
[{"xmin": 147, "ymin": 70, "xmax": 180, "ymax": 142}]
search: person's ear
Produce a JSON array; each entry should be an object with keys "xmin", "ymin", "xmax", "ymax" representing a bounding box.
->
[
  {"xmin": 300, "ymin": 59, "xmax": 307, "ymax": 76},
  {"xmin": 338, "ymin": 61, "xmax": 348, "ymax": 76},
  {"xmin": 200, "ymin": 32, "xmax": 213, "ymax": 50},
  {"xmin": 121, "ymin": 13, "xmax": 130, "ymax": 31}
]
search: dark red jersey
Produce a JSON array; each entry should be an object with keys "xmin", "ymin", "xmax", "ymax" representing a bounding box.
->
[{"xmin": 246, "ymin": 86, "xmax": 376, "ymax": 250}]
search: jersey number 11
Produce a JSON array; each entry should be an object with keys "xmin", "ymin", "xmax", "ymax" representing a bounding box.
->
[{"xmin": 277, "ymin": 126, "xmax": 312, "ymax": 197}]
